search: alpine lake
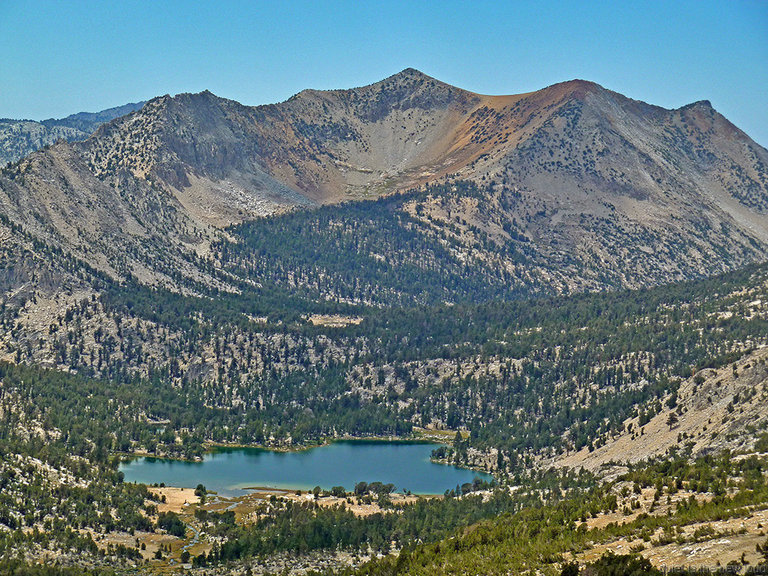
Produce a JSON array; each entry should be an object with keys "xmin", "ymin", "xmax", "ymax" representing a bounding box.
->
[{"xmin": 120, "ymin": 440, "xmax": 491, "ymax": 496}]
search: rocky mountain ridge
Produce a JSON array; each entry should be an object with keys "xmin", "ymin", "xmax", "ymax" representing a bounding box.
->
[{"xmin": 0, "ymin": 69, "xmax": 767, "ymax": 318}]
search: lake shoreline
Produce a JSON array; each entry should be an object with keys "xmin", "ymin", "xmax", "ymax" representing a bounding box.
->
[
  {"xmin": 121, "ymin": 439, "xmax": 492, "ymax": 496},
  {"xmin": 120, "ymin": 429, "xmax": 463, "ymax": 464}
]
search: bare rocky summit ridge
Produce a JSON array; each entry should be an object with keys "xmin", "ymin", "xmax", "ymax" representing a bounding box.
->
[{"xmin": 0, "ymin": 69, "xmax": 767, "ymax": 298}]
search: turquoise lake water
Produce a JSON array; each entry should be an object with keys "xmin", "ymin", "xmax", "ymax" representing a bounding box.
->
[{"xmin": 120, "ymin": 441, "xmax": 491, "ymax": 496}]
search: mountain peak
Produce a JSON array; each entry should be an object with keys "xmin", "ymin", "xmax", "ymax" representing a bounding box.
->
[
  {"xmin": 386, "ymin": 67, "xmax": 434, "ymax": 82},
  {"xmin": 283, "ymin": 68, "xmax": 476, "ymax": 122},
  {"xmin": 290, "ymin": 69, "xmax": 438, "ymax": 101},
  {"xmin": 544, "ymin": 79, "xmax": 605, "ymax": 99},
  {"xmin": 166, "ymin": 89, "xmax": 222, "ymax": 104},
  {"xmin": 369, "ymin": 68, "xmax": 447, "ymax": 94},
  {"xmin": 681, "ymin": 99, "xmax": 714, "ymax": 110}
]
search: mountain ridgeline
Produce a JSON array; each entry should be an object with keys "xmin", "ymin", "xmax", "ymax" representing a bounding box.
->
[{"xmin": 0, "ymin": 68, "xmax": 767, "ymax": 310}]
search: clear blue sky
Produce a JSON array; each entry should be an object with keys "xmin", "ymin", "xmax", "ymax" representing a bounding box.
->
[{"xmin": 1, "ymin": 0, "xmax": 767, "ymax": 146}]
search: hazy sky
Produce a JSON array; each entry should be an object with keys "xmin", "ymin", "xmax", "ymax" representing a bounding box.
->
[{"xmin": 1, "ymin": 0, "xmax": 767, "ymax": 146}]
